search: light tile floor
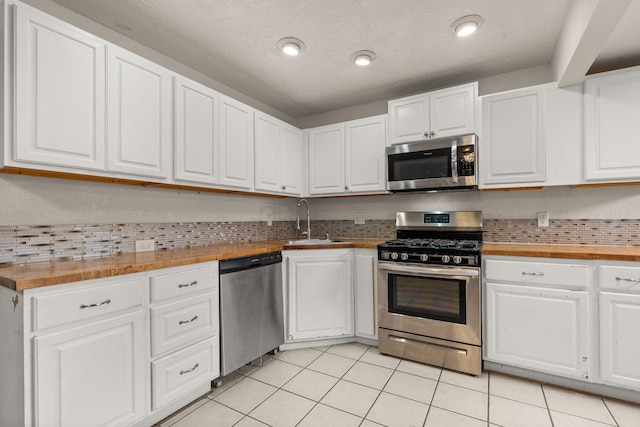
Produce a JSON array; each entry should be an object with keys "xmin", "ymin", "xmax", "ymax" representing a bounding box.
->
[{"xmin": 157, "ymin": 343, "xmax": 640, "ymax": 427}]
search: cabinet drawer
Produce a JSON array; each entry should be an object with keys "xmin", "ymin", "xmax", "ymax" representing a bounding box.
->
[
  {"xmin": 151, "ymin": 292, "xmax": 218, "ymax": 356},
  {"xmin": 33, "ymin": 279, "xmax": 143, "ymax": 331},
  {"xmin": 152, "ymin": 336, "xmax": 219, "ymax": 409},
  {"xmin": 599, "ymin": 265, "xmax": 640, "ymax": 292},
  {"xmin": 150, "ymin": 265, "xmax": 218, "ymax": 302},
  {"xmin": 484, "ymin": 259, "xmax": 588, "ymax": 289}
]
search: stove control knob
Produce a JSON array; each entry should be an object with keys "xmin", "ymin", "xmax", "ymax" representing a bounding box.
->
[
  {"xmin": 390, "ymin": 252, "xmax": 399, "ymax": 260},
  {"xmin": 400, "ymin": 253, "xmax": 409, "ymax": 261},
  {"xmin": 453, "ymin": 256, "xmax": 463, "ymax": 264},
  {"xmin": 419, "ymin": 254, "xmax": 429, "ymax": 262},
  {"xmin": 441, "ymin": 255, "xmax": 451, "ymax": 264}
]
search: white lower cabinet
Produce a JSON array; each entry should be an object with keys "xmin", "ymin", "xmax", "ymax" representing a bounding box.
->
[
  {"xmin": 35, "ymin": 311, "xmax": 146, "ymax": 427},
  {"xmin": 354, "ymin": 249, "xmax": 377, "ymax": 339},
  {"xmin": 284, "ymin": 249, "xmax": 354, "ymax": 341},
  {"xmin": 598, "ymin": 262, "xmax": 640, "ymax": 390},
  {"xmin": 0, "ymin": 262, "xmax": 219, "ymax": 427},
  {"xmin": 484, "ymin": 257, "xmax": 591, "ymax": 380}
]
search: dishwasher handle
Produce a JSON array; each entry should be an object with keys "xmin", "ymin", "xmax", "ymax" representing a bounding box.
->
[{"xmin": 219, "ymin": 251, "xmax": 282, "ymax": 274}]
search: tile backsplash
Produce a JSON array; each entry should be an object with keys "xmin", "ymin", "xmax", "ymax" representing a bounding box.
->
[{"xmin": 2, "ymin": 218, "xmax": 640, "ymax": 265}]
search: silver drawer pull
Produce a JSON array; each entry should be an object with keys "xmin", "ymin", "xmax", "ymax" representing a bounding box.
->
[
  {"xmin": 180, "ymin": 363, "xmax": 199, "ymax": 375},
  {"xmin": 615, "ymin": 276, "xmax": 640, "ymax": 284},
  {"xmin": 178, "ymin": 315, "xmax": 198, "ymax": 325},
  {"xmin": 522, "ymin": 272, "xmax": 544, "ymax": 277},
  {"xmin": 79, "ymin": 299, "xmax": 111, "ymax": 309},
  {"xmin": 178, "ymin": 280, "xmax": 198, "ymax": 288}
]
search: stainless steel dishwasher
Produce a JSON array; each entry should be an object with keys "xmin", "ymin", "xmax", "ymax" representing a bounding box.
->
[{"xmin": 218, "ymin": 251, "xmax": 284, "ymax": 376}]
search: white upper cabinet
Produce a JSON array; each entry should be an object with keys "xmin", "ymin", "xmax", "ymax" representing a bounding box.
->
[
  {"xmin": 174, "ymin": 76, "xmax": 219, "ymax": 184},
  {"xmin": 345, "ymin": 115, "xmax": 387, "ymax": 193},
  {"xmin": 479, "ymin": 82, "xmax": 582, "ymax": 188},
  {"xmin": 388, "ymin": 82, "xmax": 476, "ymax": 144},
  {"xmin": 584, "ymin": 66, "xmax": 640, "ymax": 182},
  {"xmin": 14, "ymin": 4, "xmax": 106, "ymax": 170},
  {"xmin": 308, "ymin": 123, "xmax": 345, "ymax": 195},
  {"xmin": 308, "ymin": 115, "xmax": 387, "ymax": 196},
  {"xmin": 281, "ymin": 123, "xmax": 303, "ymax": 196},
  {"xmin": 480, "ymin": 86, "xmax": 545, "ymax": 185},
  {"xmin": 107, "ymin": 46, "xmax": 172, "ymax": 179},
  {"xmin": 254, "ymin": 112, "xmax": 303, "ymax": 195},
  {"xmin": 218, "ymin": 95, "xmax": 254, "ymax": 190}
]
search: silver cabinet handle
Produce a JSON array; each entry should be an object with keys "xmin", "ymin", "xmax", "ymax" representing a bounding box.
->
[
  {"xmin": 430, "ymin": 131, "xmax": 435, "ymax": 137},
  {"xmin": 80, "ymin": 299, "xmax": 111, "ymax": 309},
  {"xmin": 344, "ymin": 185, "xmax": 349, "ymax": 190},
  {"xmin": 178, "ymin": 280, "xmax": 197, "ymax": 288},
  {"xmin": 522, "ymin": 272, "xmax": 544, "ymax": 277},
  {"xmin": 616, "ymin": 276, "xmax": 640, "ymax": 283},
  {"xmin": 180, "ymin": 363, "xmax": 199, "ymax": 375},
  {"xmin": 282, "ymin": 185, "xmax": 286, "ymax": 190},
  {"xmin": 178, "ymin": 315, "xmax": 198, "ymax": 325}
]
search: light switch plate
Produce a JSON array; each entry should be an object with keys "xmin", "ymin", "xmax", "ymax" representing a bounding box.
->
[
  {"xmin": 537, "ymin": 212, "xmax": 549, "ymax": 228},
  {"xmin": 135, "ymin": 239, "xmax": 155, "ymax": 252},
  {"xmin": 354, "ymin": 213, "xmax": 366, "ymax": 225}
]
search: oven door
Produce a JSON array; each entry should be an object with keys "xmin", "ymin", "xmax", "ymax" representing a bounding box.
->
[{"xmin": 377, "ymin": 261, "xmax": 481, "ymax": 346}]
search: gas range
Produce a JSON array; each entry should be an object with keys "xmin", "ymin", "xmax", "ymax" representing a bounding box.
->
[
  {"xmin": 376, "ymin": 210, "xmax": 484, "ymax": 375},
  {"xmin": 377, "ymin": 211, "xmax": 483, "ymax": 267}
]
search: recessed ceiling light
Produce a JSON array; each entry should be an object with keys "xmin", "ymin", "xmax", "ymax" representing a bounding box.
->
[
  {"xmin": 350, "ymin": 50, "xmax": 376, "ymax": 66},
  {"xmin": 450, "ymin": 15, "xmax": 484, "ymax": 37},
  {"xmin": 277, "ymin": 37, "xmax": 306, "ymax": 56}
]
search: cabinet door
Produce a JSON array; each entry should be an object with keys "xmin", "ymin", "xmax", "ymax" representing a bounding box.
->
[
  {"xmin": 308, "ymin": 124, "xmax": 345, "ymax": 195},
  {"xmin": 14, "ymin": 5, "xmax": 106, "ymax": 170},
  {"xmin": 388, "ymin": 94, "xmax": 430, "ymax": 144},
  {"xmin": 281, "ymin": 123, "xmax": 303, "ymax": 196},
  {"xmin": 219, "ymin": 96, "xmax": 254, "ymax": 189},
  {"xmin": 429, "ymin": 83, "xmax": 476, "ymax": 139},
  {"xmin": 480, "ymin": 86, "xmax": 545, "ymax": 185},
  {"xmin": 254, "ymin": 112, "xmax": 282, "ymax": 193},
  {"xmin": 345, "ymin": 115, "xmax": 387, "ymax": 194},
  {"xmin": 584, "ymin": 66, "xmax": 640, "ymax": 181},
  {"xmin": 485, "ymin": 282, "xmax": 589, "ymax": 379},
  {"xmin": 287, "ymin": 253, "xmax": 353, "ymax": 341},
  {"xmin": 174, "ymin": 76, "xmax": 218, "ymax": 184},
  {"xmin": 600, "ymin": 292, "xmax": 640, "ymax": 390},
  {"xmin": 34, "ymin": 311, "xmax": 145, "ymax": 427},
  {"xmin": 107, "ymin": 46, "xmax": 171, "ymax": 178},
  {"xmin": 354, "ymin": 249, "xmax": 377, "ymax": 339}
]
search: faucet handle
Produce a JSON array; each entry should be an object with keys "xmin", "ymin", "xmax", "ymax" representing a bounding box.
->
[{"xmin": 325, "ymin": 232, "xmax": 330, "ymax": 240}]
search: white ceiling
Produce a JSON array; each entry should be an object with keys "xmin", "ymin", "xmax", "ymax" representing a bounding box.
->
[{"xmin": 48, "ymin": 0, "xmax": 640, "ymax": 119}]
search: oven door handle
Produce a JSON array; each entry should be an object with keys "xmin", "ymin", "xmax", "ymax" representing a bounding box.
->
[{"xmin": 378, "ymin": 261, "xmax": 478, "ymax": 277}]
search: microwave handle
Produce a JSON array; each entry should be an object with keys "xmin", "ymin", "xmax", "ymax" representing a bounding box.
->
[{"xmin": 451, "ymin": 141, "xmax": 458, "ymax": 183}]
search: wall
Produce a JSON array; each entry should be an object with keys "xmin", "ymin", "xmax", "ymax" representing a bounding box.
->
[
  {"xmin": 308, "ymin": 186, "xmax": 640, "ymax": 221},
  {"xmin": 0, "ymin": 173, "xmax": 295, "ymax": 225}
]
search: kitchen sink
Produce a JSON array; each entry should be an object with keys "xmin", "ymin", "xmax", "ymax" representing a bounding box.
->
[{"xmin": 282, "ymin": 239, "xmax": 347, "ymax": 245}]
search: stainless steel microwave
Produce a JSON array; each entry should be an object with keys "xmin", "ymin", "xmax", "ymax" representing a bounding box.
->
[{"xmin": 386, "ymin": 134, "xmax": 477, "ymax": 192}]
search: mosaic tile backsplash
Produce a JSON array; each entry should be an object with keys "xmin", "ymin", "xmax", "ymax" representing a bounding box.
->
[{"xmin": 2, "ymin": 219, "xmax": 640, "ymax": 265}]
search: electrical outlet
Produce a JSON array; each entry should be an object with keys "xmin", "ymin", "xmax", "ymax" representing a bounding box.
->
[
  {"xmin": 135, "ymin": 239, "xmax": 155, "ymax": 252},
  {"xmin": 354, "ymin": 213, "xmax": 366, "ymax": 225},
  {"xmin": 537, "ymin": 212, "xmax": 549, "ymax": 228},
  {"xmin": 266, "ymin": 215, "xmax": 273, "ymax": 226}
]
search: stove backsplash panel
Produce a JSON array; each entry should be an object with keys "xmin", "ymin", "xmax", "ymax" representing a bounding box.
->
[{"xmin": 1, "ymin": 219, "xmax": 639, "ymax": 265}]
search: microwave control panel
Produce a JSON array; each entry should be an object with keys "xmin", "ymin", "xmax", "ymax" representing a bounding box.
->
[{"xmin": 458, "ymin": 145, "xmax": 475, "ymax": 176}]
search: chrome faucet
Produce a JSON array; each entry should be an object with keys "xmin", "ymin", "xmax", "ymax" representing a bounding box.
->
[{"xmin": 296, "ymin": 199, "xmax": 311, "ymax": 239}]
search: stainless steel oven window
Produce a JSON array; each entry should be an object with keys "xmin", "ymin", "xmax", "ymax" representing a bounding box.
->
[{"xmin": 388, "ymin": 274, "xmax": 466, "ymax": 324}]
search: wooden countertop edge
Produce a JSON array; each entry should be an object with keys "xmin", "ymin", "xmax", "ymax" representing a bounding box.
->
[
  {"xmin": 0, "ymin": 239, "xmax": 386, "ymax": 291},
  {"xmin": 482, "ymin": 243, "xmax": 640, "ymax": 261}
]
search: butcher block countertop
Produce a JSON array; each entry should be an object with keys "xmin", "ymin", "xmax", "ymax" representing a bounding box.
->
[
  {"xmin": 0, "ymin": 238, "xmax": 385, "ymax": 291},
  {"xmin": 482, "ymin": 242, "xmax": 640, "ymax": 261}
]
